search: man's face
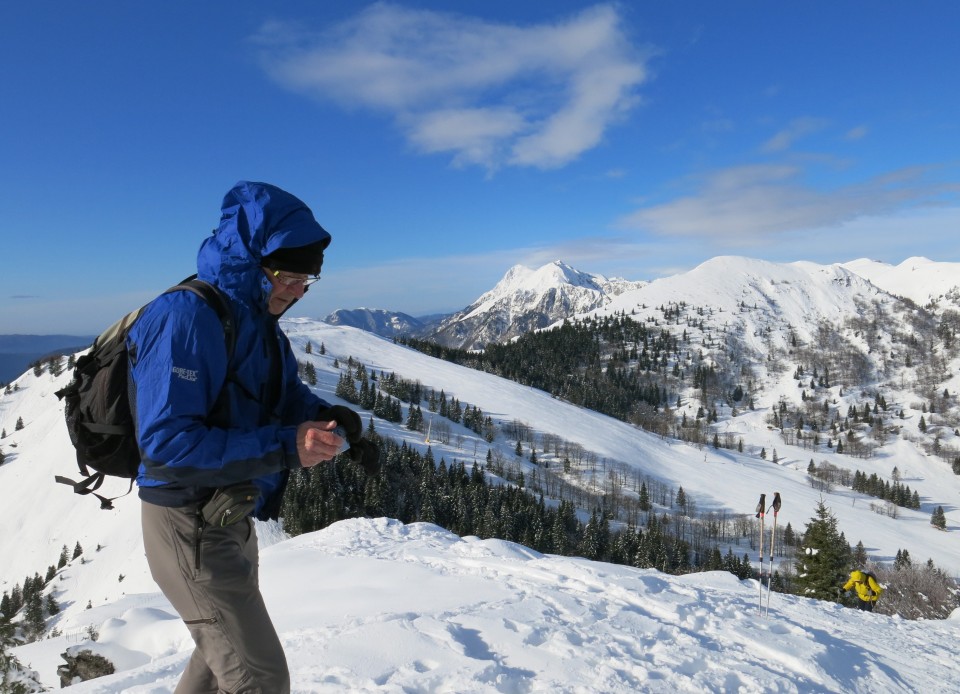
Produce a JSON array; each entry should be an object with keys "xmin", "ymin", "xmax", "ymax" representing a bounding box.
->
[{"xmin": 263, "ymin": 268, "xmax": 310, "ymax": 315}]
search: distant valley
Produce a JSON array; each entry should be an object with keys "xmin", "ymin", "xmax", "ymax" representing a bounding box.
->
[{"xmin": 0, "ymin": 334, "xmax": 93, "ymax": 383}]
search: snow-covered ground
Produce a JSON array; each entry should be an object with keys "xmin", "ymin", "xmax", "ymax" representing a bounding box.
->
[{"xmin": 11, "ymin": 517, "xmax": 960, "ymax": 693}]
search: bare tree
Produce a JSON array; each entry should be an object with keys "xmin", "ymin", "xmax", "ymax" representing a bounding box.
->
[{"xmin": 870, "ymin": 561, "xmax": 959, "ymax": 620}]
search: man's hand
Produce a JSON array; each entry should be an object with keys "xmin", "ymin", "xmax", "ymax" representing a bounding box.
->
[
  {"xmin": 296, "ymin": 420, "xmax": 347, "ymax": 468},
  {"xmin": 313, "ymin": 405, "xmax": 380, "ymax": 475}
]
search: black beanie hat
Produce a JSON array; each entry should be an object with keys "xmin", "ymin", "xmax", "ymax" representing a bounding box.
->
[{"xmin": 263, "ymin": 240, "xmax": 327, "ymax": 276}]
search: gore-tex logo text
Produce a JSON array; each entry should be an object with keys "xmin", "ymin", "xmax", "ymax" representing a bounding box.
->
[{"xmin": 172, "ymin": 366, "xmax": 198, "ymax": 382}]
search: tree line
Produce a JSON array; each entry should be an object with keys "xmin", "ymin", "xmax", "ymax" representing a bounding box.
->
[{"xmin": 280, "ymin": 432, "xmax": 698, "ymax": 575}]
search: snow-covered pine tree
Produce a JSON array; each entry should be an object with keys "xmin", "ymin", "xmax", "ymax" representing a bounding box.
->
[{"xmin": 793, "ymin": 499, "xmax": 851, "ymax": 602}]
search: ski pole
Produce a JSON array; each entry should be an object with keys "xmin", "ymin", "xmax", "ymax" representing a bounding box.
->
[
  {"xmin": 764, "ymin": 492, "xmax": 781, "ymax": 616},
  {"xmin": 756, "ymin": 493, "xmax": 766, "ymax": 614}
]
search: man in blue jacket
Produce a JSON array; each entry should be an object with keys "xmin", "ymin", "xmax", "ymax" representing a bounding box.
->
[{"xmin": 130, "ymin": 181, "xmax": 372, "ymax": 693}]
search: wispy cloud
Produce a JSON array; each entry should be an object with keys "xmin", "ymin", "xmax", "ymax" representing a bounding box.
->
[
  {"xmin": 761, "ymin": 116, "xmax": 829, "ymax": 153},
  {"xmin": 618, "ymin": 163, "xmax": 960, "ymax": 243},
  {"xmin": 845, "ymin": 125, "xmax": 869, "ymax": 141},
  {"xmin": 253, "ymin": 3, "xmax": 651, "ymax": 170}
]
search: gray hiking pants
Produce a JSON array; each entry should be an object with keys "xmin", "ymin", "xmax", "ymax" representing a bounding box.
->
[{"xmin": 141, "ymin": 501, "xmax": 290, "ymax": 694}]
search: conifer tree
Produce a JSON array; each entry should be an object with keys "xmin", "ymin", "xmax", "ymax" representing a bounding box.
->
[
  {"xmin": 335, "ymin": 371, "xmax": 359, "ymax": 403},
  {"xmin": 931, "ymin": 506, "xmax": 947, "ymax": 530},
  {"xmin": 783, "ymin": 522, "xmax": 796, "ymax": 547},
  {"xmin": 793, "ymin": 499, "xmax": 851, "ymax": 602},
  {"xmin": 48, "ymin": 354, "xmax": 63, "ymax": 377},
  {"xmin": 894, "ymin": 548, "xmax": 912, "ymax": 569},
  {"xmin": 23, "ymin": 590, "xmax": 45, "ymax": 640},
  {"xmin": 852, "ymin": 540, "xmax": 868, "ymax": 567},
  {"xmin": 2, "ymin": 609, "xmax": 37, "ymax": 689},
  {"xmin": 8, "ymin": 586, "xmax": 22, "ymax": 617},
  {"xmin": 638, "ymin": 482, "xmax": 650, "ymax": 512},
  {"xmin": 406, "ymin": 404, "xmax": 423, "ymax": 432},
  {"xmin": 304, "ymin": 362, "xmax": 317, "ymax": 386}
]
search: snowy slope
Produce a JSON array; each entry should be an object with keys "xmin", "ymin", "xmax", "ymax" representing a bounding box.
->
[
  {"xmin": 10, "ymin": 517, "xmax": 960, "ymax": 693},
  {"xmin": 4, "ymin": 254, "xmax": 960, "ymax": 691},
  {"xmin": 843, "ymin": 256, "xmax": 960, "ymax": 307}
]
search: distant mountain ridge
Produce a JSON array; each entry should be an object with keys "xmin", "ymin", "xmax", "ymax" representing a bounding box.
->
[
  {"xmin": 840, "ymin": 256, "xmax": 960, "ymax": 307},
  {"xmin": 325, "ymin": 260, "xmax": 648, "ymax": 349},
  {"xmin": 323, "ymin": 256, "xmax": 960, "ymax": 351},
  {"xmin": 323, "ymin": 308, "xmax": 426, "ymax": 338}
]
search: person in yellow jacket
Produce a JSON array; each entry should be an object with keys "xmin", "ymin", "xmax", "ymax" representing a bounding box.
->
[{"xmin": 843, "ymin": 569, "xmax": 883, "ymax": 611}]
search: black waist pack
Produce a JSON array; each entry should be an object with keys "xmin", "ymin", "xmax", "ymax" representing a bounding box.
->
[{"xmin": 201, "ymin": 483, "xmax": 259, "ymax": 527}]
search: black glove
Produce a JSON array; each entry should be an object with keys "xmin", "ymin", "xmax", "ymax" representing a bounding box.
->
[
  {"xmin": 316, "ymin": 405, "xmax": 379, "ymax": 474},
  {"xmin": 317, "ymin": 405, "xmax": 362, "ymax": 443},
  {"xmin": 348, "ymin": 439, "xmax": 381, "ymax": 475}
]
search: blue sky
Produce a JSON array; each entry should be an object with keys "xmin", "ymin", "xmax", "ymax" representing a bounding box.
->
[{"xmin": 3, "ymin": 1, "xmax": 959, "ymax": 335}]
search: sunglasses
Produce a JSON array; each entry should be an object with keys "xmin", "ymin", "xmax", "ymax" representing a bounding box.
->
[{"xmin": 271, "ymin": 270, "xmax": 321, "ymax": 287}]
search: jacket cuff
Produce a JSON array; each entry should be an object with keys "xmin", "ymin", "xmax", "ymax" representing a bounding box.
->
[{"xmin": 279, "ymin": 426, "xmax": 302, "ymax": 469}]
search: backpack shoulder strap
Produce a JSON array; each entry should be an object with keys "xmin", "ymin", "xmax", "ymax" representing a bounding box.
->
[
  {"xmin": 167, "ymin": 276, "xmax": 253, "ymax": 422},
  {"xmin": 168, "ymin": 276, "xmax": 236, "ymax": 360}
]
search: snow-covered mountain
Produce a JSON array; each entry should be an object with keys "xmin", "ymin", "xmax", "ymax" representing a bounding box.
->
[
  {"xmin": 842, "ymin": 256, "xmax": 960, "ymax": 308},
  {"xmin": 598, "ymin": 255, "xmax": 890, "ymax": 358},
  {"xmin": 322, "ymin": 260, "xmax": 645, "ymax": 348},
  {"xmin": 322, "ymin": 307, "xmax": 426, "ymax": 338},
  {"xmin": 5, "ymin": 254, "xmax": 960, "ymax": 691},
  {"xmin": 427, "ymin": 260, "xmax": 647, "ymax": 350},
  {"xmin": 326, "ymin": 256, "xmax": 960, "ymax": 352}
]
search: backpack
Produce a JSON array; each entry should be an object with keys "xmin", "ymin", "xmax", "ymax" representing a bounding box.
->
[
  {"xmin": 55, "ymin": 277, "xmax": 235, "ymax": 509},
  {"xmin": 861, "ymin": 571, "xmax": 882, "ymax": 600}
]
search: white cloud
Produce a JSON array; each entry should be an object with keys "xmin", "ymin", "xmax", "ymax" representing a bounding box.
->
[
  {"xmin": 254, "ymin": 3, "xmax": 650, "ymax": 170},
  {"xmin": 618, "ymin": 163, "xmax": 960, "ymax": 243},
  {"xmin": 403, "ymin": 107, "xmax": 526, "ymax": 169}
]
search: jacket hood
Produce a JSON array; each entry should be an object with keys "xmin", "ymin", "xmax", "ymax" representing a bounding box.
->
[{"xmin": 196, "ymin": 181, "xmax": 332, "ymax": 309}]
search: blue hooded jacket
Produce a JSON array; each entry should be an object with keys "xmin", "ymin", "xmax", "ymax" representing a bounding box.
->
[{"xmin": 128, "ymin": 181, "xmax": 333, "ymax": 519}]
